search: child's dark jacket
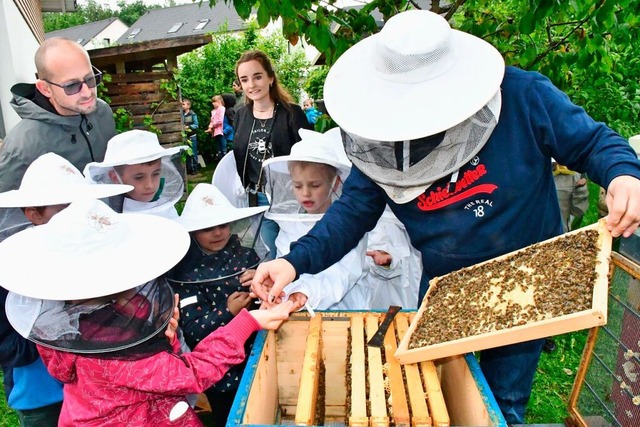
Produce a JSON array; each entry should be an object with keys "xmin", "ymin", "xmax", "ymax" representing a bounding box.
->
[{"xmin": 169, "ymin": 234, "xmax": 259, "ymax": 394}]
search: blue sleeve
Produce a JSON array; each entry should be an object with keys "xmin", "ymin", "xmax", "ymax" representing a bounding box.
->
[
  {"xmin": 0, "ymin": 287, "xmax": 40, "ymax": 368},
  {"xmin": 524, "ymin": 70, "xmax": 640, "ymax": 187},
  {"xmin": 283, "ymin": 166, "xmax": 387, "ymax": 275}
]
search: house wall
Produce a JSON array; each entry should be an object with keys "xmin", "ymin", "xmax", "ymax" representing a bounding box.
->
[
  {"xmin": 0, "ymin": 0, "xmax": 39, "ymax": 138},
  {"xmin": 86, "ymin": 20, "xmax": 129, "ymax": 50}
]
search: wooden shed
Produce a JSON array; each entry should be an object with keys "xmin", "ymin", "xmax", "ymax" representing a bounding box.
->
[{"xmin": 88, "ymin": 34, "xmax": 212, "ymax": 145}]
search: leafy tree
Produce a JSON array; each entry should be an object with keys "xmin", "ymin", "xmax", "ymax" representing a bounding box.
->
[
  {"xmin": 304, "ymin": 65, "xmax": 329, "ymax": 101},
  {"xmin": 175, "ymin": 22, "xmax": 309, "ymax": 159},
  {"xmin": 209, "ymin": 0, "xmax": 639, "ymax": 138},
  {"xmin": 43, "ymin": 0, "xmax": 159, "ymax": 33},
  {"xmin": 116, "ymin": 1, "xmax": 160, "ymax": 26}
]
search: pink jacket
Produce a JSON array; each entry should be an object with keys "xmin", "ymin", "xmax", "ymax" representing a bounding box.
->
[
  {"xmin": 38, "ymin": 309, "xmax": 260, "ymax": 426},
  {"xmin": 209, "ymin": 107, "xmax": 225, "ymax": 137}
]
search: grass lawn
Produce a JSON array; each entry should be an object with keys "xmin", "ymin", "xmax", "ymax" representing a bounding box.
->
[{"xmin": 0, "ymin": 371, "xmax": 19, "ymax": 427}]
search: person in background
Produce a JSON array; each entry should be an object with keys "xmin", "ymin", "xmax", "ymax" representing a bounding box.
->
[
  {"xmin": 84, "ymin": 130, "xmax": 187, "ymax": 219},
  {"xmin": 552, "ymin": 159, "xmax": 589, "ymax": 232},
  {"xmin": 206, "ymin": 95, "xmax": 227, "ymax": 161},
  {"xmin": 302, "ymin": 98, "xmax": 322, "ymax": 126},
  {"xmin": 221, "ymin": 93, "xmax": 236, "ymax": 152},
  {"xmin": 182, "ymin": 98, "xmax": 200, "ymax": 175},
  {"xmin": 364, "ymin": 205, "xmax": 423, "ymax": 310},
  {"xmin": 232, "ymin": 49, "xmax": 311, "ymax": 260},
  {"xmin": 232, "ymin": 79, "xmax": 245, "ymax": 112},
  {"xmin": 251, "ymin": 10, "xmax": 640, "ymax": 424},
  {"xmin": 262, "ymin": 128, "xmax": 370, "ymax": 311},
  {"xmin": 0, "ymin": 153, "xmax": 131, "ymax": 427},
  {"xmin": 0, "ymin": 37, "xmax": 114, "ymax": 192},
  {"xmin": 0, "ymin": 199, "xmax": 292, "ymax": 426}
]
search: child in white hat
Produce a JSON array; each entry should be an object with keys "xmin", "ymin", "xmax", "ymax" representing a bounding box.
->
[
  {"xmin": 262, "ymin": 128, "xmax": 372, "ymax": 311},
  {"xmin": 168, "ymin": 183, "xmax": 268, "ymax": 423},
  {"xmin": 0, "ymin": 152, "xmax": 132, "ymax": 426},
  {"xmin": 0, "ymin": 199, "xmax": 292, "ymax": 426},
  {"xmin": 83, "ymin": 129, "xmax": 187, "ymax": 219}
]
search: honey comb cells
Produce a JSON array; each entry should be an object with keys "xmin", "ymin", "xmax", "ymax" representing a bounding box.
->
[{"xmin": 409, "ymin": 229, "xmax": 601, "ymax": 349}]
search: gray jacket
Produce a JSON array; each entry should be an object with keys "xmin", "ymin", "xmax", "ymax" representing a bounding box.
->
[{"xmin": 0, "ymin": 83, "xmax": 115, "ymax": 192}]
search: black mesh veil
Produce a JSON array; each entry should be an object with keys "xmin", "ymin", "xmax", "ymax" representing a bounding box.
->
[{"xmin": 6, "ymin": 277, "xmax": 175, "ymax": 359}]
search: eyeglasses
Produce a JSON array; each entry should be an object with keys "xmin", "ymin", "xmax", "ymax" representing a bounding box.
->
[{"xmin": 42, "ymin": 66, "xmax": 103, "ymax": 96}]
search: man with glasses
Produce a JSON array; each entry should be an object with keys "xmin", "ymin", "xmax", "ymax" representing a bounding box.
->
[
  {"xmin": 0, "ymin": 38, "xmax": 115, "ymax": 427},
  {"xmin": 0, "ymin": 37, "xmax": 115, "ymax": 192}
]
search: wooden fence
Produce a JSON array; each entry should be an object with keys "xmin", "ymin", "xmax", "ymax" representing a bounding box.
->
[{"xmin": 105, "ymin": 71, "xmax": 183, "ymax": 145}]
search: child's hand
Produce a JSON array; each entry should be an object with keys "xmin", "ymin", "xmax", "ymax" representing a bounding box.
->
[
  {"xmin": 288, "ymin": 292, "xmax": 308, "ymax": 312},
  {"xmin": 164, "ymin": 294, "xmax": 180, "ymax": 344},
  {"xmin": 239, "ymin": 269, "xmax": 256, "ymax": 288},
  {"xmin": 250, "ymin": 300, "xmax": 293, "ymax": 330},
  {"xmin": 366, "ymin": 250, "xmax": 392, "ymax": 267},
  {"xmin": 227, "ymin": 291, "xmax": 253, "ymax": 316}
]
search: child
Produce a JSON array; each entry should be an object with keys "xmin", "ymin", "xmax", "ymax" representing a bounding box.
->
[
  {"xmin": 205, "ymin": 95, "xmax": 226, "ymax": 159},
  {"xmin": 168, "ymin": 183, "xmax": 268, "ymax": 425},
  {"xmin": 83, "ymin": 129, "xmax": 187, "ymax": 219},
  {"xmin": 0, "ymin": 199, "xmax": 292, "ymax": 426},
  {"xmin": 302, "ymin": 98, "xmax": 322, "ymax": 126},
  {"xmin": 262, "ymin": 128, "xmax": 371, "ymax": 311},
  {"xmin": 182, "ymin": 98, "xmax": 200, "ymax": 174},
  {"xmin": 221, "ymin": 93, "xmax": 236, "ymax": 151},
  {"xmin": 364, "ymin": 205, "xmax": 423, "ymax": 309},
  {"xmin": 0, "ymin": 153, "xmax": 132, "ymax": 427}
]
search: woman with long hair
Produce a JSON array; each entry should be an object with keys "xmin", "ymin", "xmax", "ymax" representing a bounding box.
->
[{"xmin": 232, "ymin": 50, "xmax": 311, "ymax": 259}]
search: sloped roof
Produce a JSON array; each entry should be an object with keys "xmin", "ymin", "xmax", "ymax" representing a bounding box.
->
[
  {"xmin": 45, "ymin": 17, "xmax": 122, "ymax": 45},
  {"xmin": 117, "ymin": 2, "xmax": 246, "ymax": 44}
]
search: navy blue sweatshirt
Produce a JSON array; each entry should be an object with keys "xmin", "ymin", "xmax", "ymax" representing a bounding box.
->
[{"xmin": 284, "ymin": 66, "xmax": 640, "ymax": 300}]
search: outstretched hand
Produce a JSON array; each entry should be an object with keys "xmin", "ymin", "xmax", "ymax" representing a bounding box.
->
[
  {"xmin": 250, "ymin": 300, "xmax": 294, "ymax": 330},
  {"xmin": 605, "ymin": 175, "xmax": 640, "ymax": 238},
  {"xmin": 164, "ymin": 293, "xmax": 180, "ymax": 344},
  {"xmin": 251, "ymin": 259, "xmax": 296, "ymax": 306}
]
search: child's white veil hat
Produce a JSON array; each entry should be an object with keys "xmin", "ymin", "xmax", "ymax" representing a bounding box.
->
[
  {"xmin": 176, "ymin": 183, "xmax": 267, "ymax": 233},
  {"xmin": 84, "ymin": 130, "xmax": 186, "ymax": 170},
  {"xmin": 83, "ymin": 130, "xmax": 187, "ymax": 213},
  {"xmin": 262, "ymin": 128, "xmax": 352, "ymax": 177},
  {"xmin": 262, "ymin": 128, "xmax": 351, "ymax": 223},
  {"xmin": 323, "ymin": 9, "xmax": 505, "ymax": 141},
  {"xmin": 0, "ymin": 198, "xmax": 190, "ymax": 301},
  {"xmin": 0, "ymin": 152, "xmax": 132, "ymax": 207}
]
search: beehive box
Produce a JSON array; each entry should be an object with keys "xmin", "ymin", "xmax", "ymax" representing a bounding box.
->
[
  {"xmin": 228, "ymin": 311, "xmax": 506, "ymax": 427},
  {"xmin": 396, "ymin": 220, "xmax": 612, "ymax": 364}
]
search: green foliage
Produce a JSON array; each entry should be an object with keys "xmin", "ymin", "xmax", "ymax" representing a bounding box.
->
[
  {"xmin": 453, "ymin": 0, "xmax": 640, "ymax": 138},
  {"xmin": 304, "ymin": 66, "xmax": 329, "ymax": 101},
  {"xmin": 43, "ymin": 0, "xmax": 159, "ymax": 33},
  {"xmin": 116, "ymin": 0, "xmax": 159, "ymax": 26},
  {"xmin": 113, "ymin": 108, "xmax": 134, "ymax": 134},
  {"xmin": 211, "ymin": 0, "xmax": 639, "ymax": 139},
  {"xmin": 0, "ymin": 371, "xmax": 19, "ymax": 427},
  {"xmin": 175, "ymin": 22, "xmax": 309, "ymax": 159},
  {"xmin": 526, "ymin": 331, "xmax": 588, "ymax": 423}
]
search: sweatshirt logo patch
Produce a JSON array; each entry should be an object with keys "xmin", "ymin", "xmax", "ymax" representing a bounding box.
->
[{"xmin": 416, "ymin": 163, "xmax": 497, "ymax": 211}]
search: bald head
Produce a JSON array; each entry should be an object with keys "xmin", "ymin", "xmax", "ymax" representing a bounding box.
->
[
  {"xmin": 35, "ymin": 38, "xmax": 90, "ymax": 80},
  {"xmin": 34, "ymin": 38, "xmax": 98, "ymax": 115}
]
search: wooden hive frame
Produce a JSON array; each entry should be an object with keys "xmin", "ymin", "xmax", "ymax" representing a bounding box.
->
[
  {"xmin": 230, "ymin": 311, "xmax": 506, "ymax": 427},
  {"xmin": 396, "ymin": 220, "xmax": 612, "ymax": 364}
]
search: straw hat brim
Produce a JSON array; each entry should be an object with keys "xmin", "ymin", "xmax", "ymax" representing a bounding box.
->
[
  {"xmin": 0, "ymin": 212, "xmax": 190, "ymax": 300},
  {"xmin": 0, "ymin": 183, "xmax": 133, "ymax": 208},
  {"xmin": 176, "ymin": 205, "xmax": 268, "ymax": 233},
  {"xmin": 324, "ymin": 30, "xmax": 505, "ymax": 141}
]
